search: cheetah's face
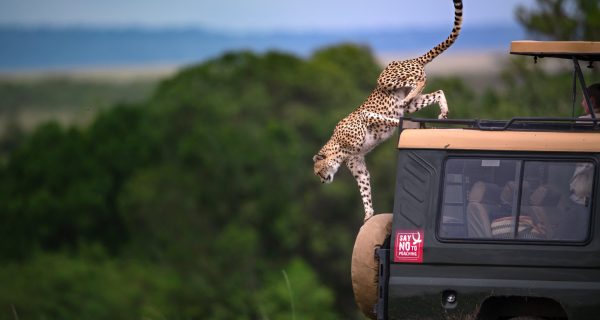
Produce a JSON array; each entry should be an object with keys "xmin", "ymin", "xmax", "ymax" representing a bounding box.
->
[{"xmin": 312, "ymin": 154, "xmax": 340, "ymax": 184}]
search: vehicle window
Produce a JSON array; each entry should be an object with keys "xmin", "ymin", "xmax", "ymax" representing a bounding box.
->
[{"xmin": 439, "ymin": 158, "xmax": 593, "ymax": 242}]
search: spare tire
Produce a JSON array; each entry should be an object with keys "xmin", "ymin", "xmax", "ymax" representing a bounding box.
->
[{"xmin": 351, "ymin": 213, "xmax": 393, "ymax": 319}]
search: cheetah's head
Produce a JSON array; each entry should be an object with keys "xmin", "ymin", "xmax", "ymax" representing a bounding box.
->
[{"xmin": 312, "ymin": 153, "xmax": 341, "ymax": 184}]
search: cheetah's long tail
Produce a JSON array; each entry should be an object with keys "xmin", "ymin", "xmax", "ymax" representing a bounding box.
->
[{"xmin": 417, "ymin": 0, "xmax": 463, "ymax": 65}]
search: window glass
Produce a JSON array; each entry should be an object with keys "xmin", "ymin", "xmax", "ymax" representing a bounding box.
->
[
  {"xmin": 519, "ymin": 162, "xmax": 592, "ymax": 241},
  {"xmin": 439, "ymin": 158, "xmax": 519, "ymax": 239},
  {"xmin": 439, "ymin": 158, "xmax": 593, "ymax": 242}
]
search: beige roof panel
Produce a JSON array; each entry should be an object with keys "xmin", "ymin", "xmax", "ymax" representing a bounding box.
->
[
  {"xmin": 510, "ymin": 41, "xmax": 600, "ymax": 60},
  {"xmin": 398, "ymin": 129, "xmax": 600, "ymax": 152}
]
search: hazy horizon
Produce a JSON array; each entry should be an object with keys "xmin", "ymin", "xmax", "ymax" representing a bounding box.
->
[
  {"xmin": 0, "ymin": 0, "xmax": 537, "ymax": 72},
  {"xmin": 0, "ymin": 25, "xmax": 525, "ymax": 72},
  {"xmin": 0, "ymin": 0, "xmax": 535, "ymax": 32}
]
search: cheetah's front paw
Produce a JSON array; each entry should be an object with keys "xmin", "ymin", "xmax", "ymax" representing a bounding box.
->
[{"xmin": 438, "ymin": 112, "xmax": 448, "ymax": 120}]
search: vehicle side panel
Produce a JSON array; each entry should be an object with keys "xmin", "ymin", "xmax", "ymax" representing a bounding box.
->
[{"xmin": 389, "ymin": 149, "xmax": 600, "ymax": 319}]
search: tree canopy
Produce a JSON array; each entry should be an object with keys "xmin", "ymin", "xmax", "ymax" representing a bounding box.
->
[{"xmin": 516, "ymin": 0, "xmax": 600, "ymax": 40}]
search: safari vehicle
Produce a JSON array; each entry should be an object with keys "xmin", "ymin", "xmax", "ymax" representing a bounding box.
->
[{"xmin": 352, "ymin": 41, "xmax": 600, "ymax": 320}]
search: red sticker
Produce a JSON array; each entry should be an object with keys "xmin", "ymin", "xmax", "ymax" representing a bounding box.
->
[{"xmin": 394, "ymin": 230, "xmax": 424, "ymax": 263}]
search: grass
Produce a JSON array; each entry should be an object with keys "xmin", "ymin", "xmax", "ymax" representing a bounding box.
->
[
  {"xmin": 282, "ymin": 269, "xmax": 296, "ymax": 320},
  {"xmin": 0, "ymin": 74, "xmax": 161, "ymax": 134}
]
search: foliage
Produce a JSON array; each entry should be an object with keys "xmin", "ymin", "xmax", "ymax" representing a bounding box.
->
[
  {"xmin": 0, "ymin": 44, "xmax": 380, "ymax": 319},
  {"xmin": 516, "ymin": 0, "xmax": 600, "ymax": 40},
  {"xmin": 257, "ymin": 259, "xmax": 338, "ymax": 320},
  {"xmin": 0, "ymin": 247, "xmax": 179, "ymax": 320}
]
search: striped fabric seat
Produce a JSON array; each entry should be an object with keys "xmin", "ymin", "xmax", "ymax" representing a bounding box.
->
[{"xmin": 491, "ymin": 216, "xmax": 544, "ymax": 239}]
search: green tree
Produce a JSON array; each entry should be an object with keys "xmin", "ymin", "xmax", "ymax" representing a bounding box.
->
[
  {"xmin": 141, "ymin": 46, "xmax": 379, "ymax": 317},
  {"xmin": 0, "ymin": 249, "xmax": 179, "ymax": 320},
  {"xmin": 516, "ymin": 0, "xmax": 600, "ymax": 40},
  {"xmin": 257, "ymin": 259, "xmax": 338, "ymax": 320},
  {"xmin": 0, "ymin": 104, "xmax": 157, "ymax": 260}
]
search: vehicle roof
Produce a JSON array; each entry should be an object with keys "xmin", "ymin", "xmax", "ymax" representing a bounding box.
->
[
  {"xmin": 398, "ymin": 128, "xmax": 600, "ymax": 152},
  {"xmin": 510, "ymin": 41, "xmax": 600, "ymax": 61}
]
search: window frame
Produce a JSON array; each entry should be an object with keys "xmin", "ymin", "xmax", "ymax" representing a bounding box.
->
[{"xmin": 435, "ymin": 154, "xmax": 597, "ymax": 245}]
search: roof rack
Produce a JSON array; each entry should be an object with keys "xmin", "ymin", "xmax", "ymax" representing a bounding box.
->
[
  {"xmin": 510, "ymin": 41, "xmax": 600, "ymax": 62},
  {"xmin": 401, "ymin": 117, "xmax": 600, "ymax": 132},
  {"xmin": 510, "ymin": 41, "xmax": 599, "ymax": 119}
]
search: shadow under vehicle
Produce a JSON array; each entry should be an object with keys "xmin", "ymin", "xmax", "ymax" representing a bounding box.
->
[{"xmin": 352, "ymin": 41, "xmax": 600, "ymax": 320}]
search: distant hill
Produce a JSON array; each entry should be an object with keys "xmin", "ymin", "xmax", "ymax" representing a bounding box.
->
[{"xmin": 0, "ymin": 25, "xmax": 525, "ymax": 71}]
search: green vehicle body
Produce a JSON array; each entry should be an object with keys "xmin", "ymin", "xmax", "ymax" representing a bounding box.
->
[{"xmin": 381, "ymin": 121, "xmax": 600, "ymax": 320}]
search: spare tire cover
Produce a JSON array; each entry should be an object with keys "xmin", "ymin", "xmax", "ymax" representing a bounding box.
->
[{"xmin": 351, "ymin": 213, "xmax": 392, "ymax": 319}]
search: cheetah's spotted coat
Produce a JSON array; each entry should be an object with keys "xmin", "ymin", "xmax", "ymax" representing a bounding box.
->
[{"xmin": 313, "ymin": 0, "xmax": 463, "ymax": 221}]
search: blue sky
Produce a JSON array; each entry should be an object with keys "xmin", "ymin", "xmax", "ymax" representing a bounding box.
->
[{"xmin": 0, "ymin": 0, "xmax": 536, "ymax": 31}]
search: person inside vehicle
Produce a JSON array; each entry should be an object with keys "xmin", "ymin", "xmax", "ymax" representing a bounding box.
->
[
  {"xmin": 571, "ymin": 83, "xmax": 599, "ymax": 207},
  {"xmin": 565, "ymin": 83, "xmax": 598, "ymax": 239},
  {"xmin": 579, "ymin": 83, "xmax": 600, "ymax": 118}
]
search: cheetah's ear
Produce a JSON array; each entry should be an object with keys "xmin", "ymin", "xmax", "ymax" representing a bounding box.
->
[{"xmin": 313, "ymin": 154, "xmax": 325, "ymax": 162}]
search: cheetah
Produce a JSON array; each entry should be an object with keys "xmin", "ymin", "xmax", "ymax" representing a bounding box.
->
[{"xmin": 313, "ymin": 0, "xmax": 463, "ymax": 222}]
